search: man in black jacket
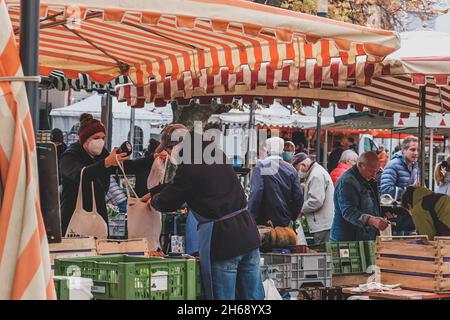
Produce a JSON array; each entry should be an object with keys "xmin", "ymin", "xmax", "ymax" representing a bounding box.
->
[{"xmin": 150, "ymin": 130, "xmax": 263, "ymax": 300}]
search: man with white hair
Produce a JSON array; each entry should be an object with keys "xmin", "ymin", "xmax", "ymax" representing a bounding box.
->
[
  {"xmin": 330, "ymin": 149, "xmax": 359, "ymax": 185},
  {"xmin": 293, "ymin": 152, "xmax": 334, "ymax": 245},
  {"xmin": 248, "ymin": 137, "xmax": 304, "ymax": 228}
]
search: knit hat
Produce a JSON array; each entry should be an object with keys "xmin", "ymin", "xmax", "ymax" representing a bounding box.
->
[
  {"xmin": 292, "ymin": 152, "xmax": 308, "ymax": 167},
  {"xmin": 78, "ymin": 113, "xmax": 105, "ymax": 144}
]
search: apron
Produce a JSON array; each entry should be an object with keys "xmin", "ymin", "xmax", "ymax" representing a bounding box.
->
[{"xmin": 192, "ymin": 207, "xmax": 248, "ymax": 300}]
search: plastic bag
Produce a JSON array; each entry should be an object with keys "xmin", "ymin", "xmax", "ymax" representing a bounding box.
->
[{"xmin": 263, "ymin": 279, "xmax": 282, "ymax": 300}]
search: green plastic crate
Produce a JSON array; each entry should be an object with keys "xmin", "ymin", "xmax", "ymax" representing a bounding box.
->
[
  {"xmin": 53, "ymin": 277, "xmax": 70, "ymax": 300},
  {"xmin": 364, "ymin": 241, "xmax": 376, "ymax": 268},
  {"xmin": 54, "ymin": 255, "xmax": 197, "ymax": 300},
  {"xmin": 325, "ymin": 241, "xmax": 367, "ymax": 275}
]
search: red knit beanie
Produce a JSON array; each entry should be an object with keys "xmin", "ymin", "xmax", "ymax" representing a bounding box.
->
[{"xmin": 78, "ymin": 113, "xmax": 105, "ymax": 144}]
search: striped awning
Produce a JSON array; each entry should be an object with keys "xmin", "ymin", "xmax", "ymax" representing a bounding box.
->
[
  {"xmin": 0, "ymin": 0, "xmax": 55, "ymax": 300},
  {"xmin": 115, "ymin": 63, "xmax": 450, "ymax": 115},
  {"xmin": 6, "ymin": 0, "xmax": 399, "ymax": 87}
]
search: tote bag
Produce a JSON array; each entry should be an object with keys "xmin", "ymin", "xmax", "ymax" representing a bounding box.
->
[
  {"xmin": 118, "ymin": 158, "xmax": 167, "ymax": 251},
  {"xmin": 65, "ymin": 167, "xmax": 108, "ymax": 239}
]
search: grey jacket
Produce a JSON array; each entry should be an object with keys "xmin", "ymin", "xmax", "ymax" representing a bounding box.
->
[{"xmin": 301, "ymin": 162, "xmax": 335, "ymax": 233}]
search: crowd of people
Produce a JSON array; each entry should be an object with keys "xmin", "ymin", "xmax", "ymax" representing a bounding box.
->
[{"xmin": 51, "ymin": 114, "xmax": 450, "ymax": 300}]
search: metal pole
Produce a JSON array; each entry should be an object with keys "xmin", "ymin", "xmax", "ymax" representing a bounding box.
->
[
  {"xmin": 244, "ymin": 101, "xmax": 256, "ymax": 189},
  {"xmin": 419, "ymin": 86, "xmax": 426, "ymax": 186},
  {"xmin": 20, "ymin": 0, "xmax": 40, "ymax": 132},
  {"xmin": 129, "ymin": 107, "xmax": 136, "ymax": 159},
  {"xmin": 389, "ymin": 129, "xmax": 393, "ymax": 161},
  {"xmin": 316, "ymin": 102, "xmax": 322, "ymax": 164},
  {"xmin": 429, "ymin": 128, "xmax": 434, "ymax": 190},
  {"xmin": 317, "ymin": 0, "xmax": 329, "ymax": 18},
  {"xmin": 101, "ymin": 93, "xmax": 113, "ymax": 150}
]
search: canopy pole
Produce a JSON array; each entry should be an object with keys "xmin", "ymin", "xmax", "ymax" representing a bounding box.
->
[
  {"xmin": 20, "ymin": 0, "xmax": 40, "ymax": 132},
  {"xmin": 429, "ymin": 128, "xmax": 434, "ymax": 190},
  {"xmin": 316, "ymin": 102, "xmax": 322, "ymax": 164},
  {"xmin": 389, "ymin": 129, "xmax": 393, "ymax": 161},
  {"xmin": 244, "ymin": 101, "xmax": 256, "ymax": 190},
  {"xmin": 129, "ymin": 107, "xmax": 136, "ymax": 159},
  {"xmin": 419, "ymin": 86, "xmax": 426, "ymax": 186},
  {"xmin": 101, "ymin": 92, "xmax": 113, "ymax": 150}
]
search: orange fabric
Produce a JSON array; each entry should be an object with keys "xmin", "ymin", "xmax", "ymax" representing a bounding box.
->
[
  {"xmin": 378, "ymin": 150, "xmax": 388, "ymax": 169},
  {"xmin": 330, "ymin": 162, "xmax": 352, "ymax": 186}
]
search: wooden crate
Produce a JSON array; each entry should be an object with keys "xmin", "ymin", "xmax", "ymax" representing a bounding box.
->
[
  {"xmin": 96, "ymin": 238, "xmax": 149, "ymax": 256},
  {"xmin": 376, "ymin": 236, "xmax": 450, "ymax": 293},
  {"xmin": 49, "ymin": 237, "xmax": 97, "ymax": 269}
]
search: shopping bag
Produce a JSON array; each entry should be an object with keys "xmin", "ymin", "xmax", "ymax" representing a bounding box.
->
[{"xmin": 65, "ymin": 168, "xmax": 108, "ymax": 239}]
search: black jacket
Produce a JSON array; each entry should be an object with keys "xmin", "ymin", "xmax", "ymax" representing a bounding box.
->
[
  {"xmin": 150, "ymin": 141, "xmax": 260, "ymax": 261},
  {"xmin": 60, "ymin": 142, "xmax": 153, "ymax": 235}
]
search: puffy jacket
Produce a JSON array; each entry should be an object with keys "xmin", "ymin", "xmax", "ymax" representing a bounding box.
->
[
  {"xmin": 330, "ymin": 162, "xmax": 351, "ymax": 186},
  {"xmin": 410, "ymin": 187, "xmax": 450, "ymax": 239},
  {"xmin": 380, "ymin": 153, "xmax": 418, "ymax": 199},
  {"xmin": 331, "ymin": 165, "xmax": 381, "ymax": 241},
  {"xmin": 301, "ymin": 162, "xmax": 334, "ymax": 233}
]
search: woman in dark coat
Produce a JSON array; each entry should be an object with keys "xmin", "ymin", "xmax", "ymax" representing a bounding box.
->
[{"xmin": 60, "ymin": 114, "xmax": 153, "ymax": 235}]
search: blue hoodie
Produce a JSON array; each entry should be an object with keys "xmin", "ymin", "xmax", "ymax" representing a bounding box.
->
[{"xmin": 380, "ymin": 152, "xmax": 418, "ymax": 199}]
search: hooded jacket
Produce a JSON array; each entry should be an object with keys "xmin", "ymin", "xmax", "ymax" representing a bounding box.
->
[
  {"xmin": 302, "ymin": 162, "xmax": 335, "ymax": 233},
  {"xmin": 410, "ymin": 187, "xmax": 450, "ymax": 239},
  {"xmin": 380, "ymin": 152, "xmax": 418, "ymax": 198}
]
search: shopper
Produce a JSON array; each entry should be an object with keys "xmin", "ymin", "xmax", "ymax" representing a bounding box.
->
[
  {"xmin": 149, "ymin": 131, "xmax": 263, "ymax": 300},
  {"xmin": 331, "ymin": 152, "xmax": 390, "ymax": 241},
  {"xmin": 377, "ymin": 145, "xmax": 388, "ymax": 169},
  {"xmin": 401, "ymin": 186, "xmax": 450, "ymax": 238},
  {"xmin": 282, "ymin": 141, "xmax": 296, "ymax": 163},
  {"xmin": 294, "ymin": 154, "xmax": 334, "ymax": 245},
  {"xmin": 249, "ymin": 137, "xmax": 304, "ymax": 228},
  {"xmin": 50, "ymin": 128, "xmax": 67, "ymax": 185},
  {"xmin": 327, "ymin": 141, "xmax": 345, "ymax": 173},
  {"xmin": 60, "ymin": 113, "xmax": 153, "ymax": 235},
  {"xmin": 330, "ymin": 150, "xmax": 358, "ymax": 186}
]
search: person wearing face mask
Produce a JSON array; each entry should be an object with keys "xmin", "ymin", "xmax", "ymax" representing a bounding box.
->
[
  {"xmin": 60, "ymin": 113, "xmax": 154, "ymax": 236},
  {"xmin": 282, "ymin": 141, "xmax": 295, "ymax": 163},
  {"xmin": 434, "ymin": 157, "xmax": 450, "ymax": 196},
  {"xmin": 292, "ymin": 153, "xmax": 334, "ymax": 245},
  {"xmin": 330, "ymin": 150, "xmax": 359, "ymax": 186},
  {"xmin": 331, "ymin": 152, "xmax": 390, "ymax": 241},
  {"xmin": 50, "ymin": 128, "xmax": 67, "ymax": 185}
]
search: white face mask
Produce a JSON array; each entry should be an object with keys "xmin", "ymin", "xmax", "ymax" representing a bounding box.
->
[
  {"xmin": 88, "ymin": 139, "xmax": 104, "ymax": 156},
  {"xmin": 298, "ymin": 171, "xmax": 307, "ymax": 179}
]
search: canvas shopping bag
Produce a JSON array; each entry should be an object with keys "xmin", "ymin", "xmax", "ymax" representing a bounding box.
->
[
  {"xmin": 65, "ymin": 167, "xmax": 108, "ymax": 239},
  {"xmin": 118, "ymin": 157, "xmax": 167, "ymax": 251}
]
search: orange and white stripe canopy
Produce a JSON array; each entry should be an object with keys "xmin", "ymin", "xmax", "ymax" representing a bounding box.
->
[
  {"xmin": 6, "ymin": 0, "xmax": 399, "ymax": 87},
  {"xmin": 0, "ymin": 0, "xmax": 55, "ymax": 300}
]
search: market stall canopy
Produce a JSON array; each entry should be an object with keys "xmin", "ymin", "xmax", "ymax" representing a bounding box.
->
[
  {"xmin": 321, "ymin": 111, "xmax": 393, "ymax": 130},
  {"xmin": 116, "ymin": 30, "xmax": 449, "ymax": 115},
  {"xmin": 208, "ymin": 101, "xmax": 334, "ymax": 128},
  {"xmin": 0, "ymin": 0, "xmax": 54, "ymax": 300},
  {"xmin": 6, "ymin": 0, "xmax": 399, "ymax": 87}
]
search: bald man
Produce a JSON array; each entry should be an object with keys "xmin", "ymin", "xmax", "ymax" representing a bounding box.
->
[{"xmin": 331, "ymin": 152, "xmax": 390, "ymax": 241}]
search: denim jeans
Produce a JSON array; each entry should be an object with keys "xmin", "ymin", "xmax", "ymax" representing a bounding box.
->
[{"xmin": 211, "ymin": 248, "xmax": 264, "ymax": 300}]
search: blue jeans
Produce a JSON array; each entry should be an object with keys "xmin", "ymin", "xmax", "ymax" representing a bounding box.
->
[{"xmin": 211, "ymin": 248, "xmax": 264, "ymax": 300}]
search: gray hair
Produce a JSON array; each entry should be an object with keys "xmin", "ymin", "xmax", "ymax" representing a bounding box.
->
[
  {"xmin": 401, "ymin": 136, "xmax": 418, "ymax": 151},
  {"xmin": 300, "ymin": 157, "xmax": 313, "ymax": 167},
  {"xmin": 357, "ymin": 151, "xmax": 379, "ymax": 166},
  {"xmin": 339, "ymin": 150, "xmax": 358, "ymax": 163}
]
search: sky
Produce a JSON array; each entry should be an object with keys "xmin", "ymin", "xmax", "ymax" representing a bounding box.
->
[{"xmin": 435, "ymin": 11, "xmax": 450, "ymax": 32}]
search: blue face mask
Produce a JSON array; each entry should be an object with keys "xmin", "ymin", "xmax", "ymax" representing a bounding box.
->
[{"xmin": 282, "ymin": 151, "xmax": 293, "ymax": 161}]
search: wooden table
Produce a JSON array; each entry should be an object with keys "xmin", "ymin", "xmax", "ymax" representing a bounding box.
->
[
  {"xmin": 342, "ymin": 287, "xmax": 450, "ymax": 300},
  {"xmin": 332, "ymin": 274, "xmax": 370, "ymax": 287}
]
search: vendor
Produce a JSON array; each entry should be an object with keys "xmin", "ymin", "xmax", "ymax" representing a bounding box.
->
[
  {"xmin": 401, "ymin": 186, "xmax": 450, "ymax": 239},
  {"xmin": 60, "ymin": 113, "xmax": 154, "ymax": 235},
  {"xmin": 148, "ymin": 130, "xmax": 263, "ymax": 300}
]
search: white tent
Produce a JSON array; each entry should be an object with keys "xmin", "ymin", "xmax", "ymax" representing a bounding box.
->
[
  {"xmin": 208, "ymin": 101, "xmax": 334, "ymax": 128},
  {"xmin": 50, "ymin": 93, "xmax": 172, "ymax": 148}
]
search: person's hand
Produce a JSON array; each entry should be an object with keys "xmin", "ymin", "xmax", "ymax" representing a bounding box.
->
[
  {"xmin": 154, "ymin": 150, "xmax": 169, "ymax": 159},
  {"xmin": 367, "ymin": 216, "xmax": 390, "ymax": 231},
  {"xmin": 385, "ymin": 211, "xmax": 397, "ymax": 219},
  {"xmin": 140, "ymin": 193, "xmax": 151, "ymax": 203},
  {"xmin": 105, "ymin": 148, "xmax": 128, "ymax": 168}
]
